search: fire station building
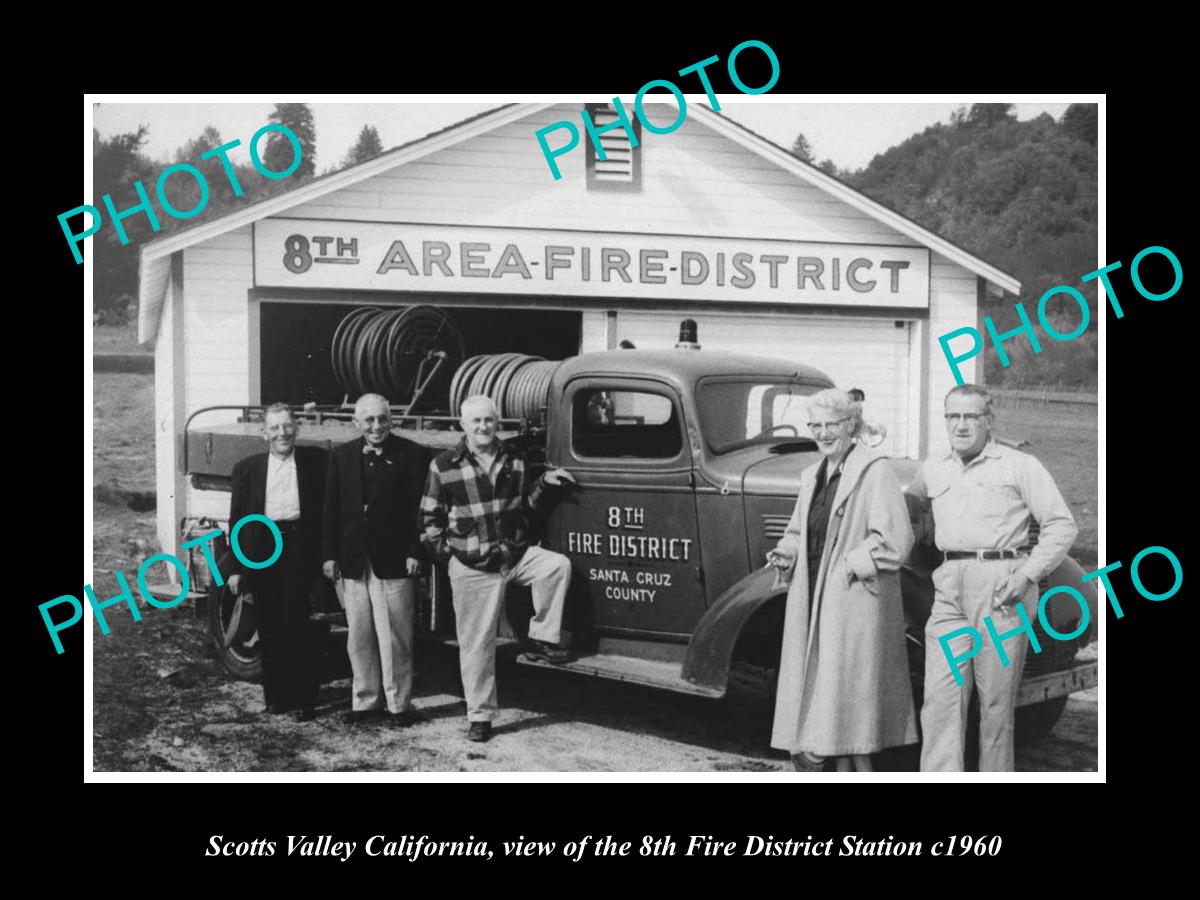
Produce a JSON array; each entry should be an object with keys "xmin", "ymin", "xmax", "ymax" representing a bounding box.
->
[{"xmin": 137, "ymin": 103, "xmax": 1019, "ymax": 559}]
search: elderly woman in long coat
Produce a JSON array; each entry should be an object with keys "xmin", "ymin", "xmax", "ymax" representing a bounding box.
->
[{"xmin": 768, "ymin": 388, "xmax": 918, "ymax": 772}]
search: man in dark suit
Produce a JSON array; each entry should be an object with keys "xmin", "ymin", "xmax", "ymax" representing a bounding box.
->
[
  {"xmin": 322, "ymin": 393, "xmax": 427, "ymax": 727},
  {"xmin": 228, "ymin": 403, "xmax": 326, "ymax": 722}
]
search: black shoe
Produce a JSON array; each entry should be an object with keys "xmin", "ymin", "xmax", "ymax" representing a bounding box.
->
[
  {"xmin": 522, "ymin": 638, "xmax": 572, "ymax": 665},
  {"xmin": 290, "ymin": 706, "xmax": 317, "ymax": 723},
  {"xmin": 343, "ymin": 708, "xmax": 385, "ymax": 725},
  {"xmin": 467, "ymin": 721, "xmax": 492, "ymax": 743},
  {"xmin": 389, "ymin": 708, "xmax": 426, "ymax": 728}
]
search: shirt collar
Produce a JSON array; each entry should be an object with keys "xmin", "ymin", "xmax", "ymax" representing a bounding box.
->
[
  {"xmin": 268, "ymin": 451, "xmax": 296, "ymax": 466},
  {"xmin": 452, "ymin": 436, "xmax": 507, "ymax": 466},
  {"xmin": 361, "ymin": 436, "xmax": 390, "ymax": 456},
  {"xmin": 945, "ymin": 437, "xmax": 1001, "ymax": 467}
]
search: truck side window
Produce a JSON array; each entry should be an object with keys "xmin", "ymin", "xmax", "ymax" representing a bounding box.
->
[{"xmin": 573, "ymin": 389, "xmax": 683, "ymax": 459}]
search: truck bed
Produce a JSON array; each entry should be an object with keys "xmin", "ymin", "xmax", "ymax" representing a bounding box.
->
[{"xmin": 185, "ymin": 409, "xmax": 523, "ymax": 483}]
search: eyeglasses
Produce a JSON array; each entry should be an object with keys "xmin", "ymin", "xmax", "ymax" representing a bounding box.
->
[
  {"xmin": 944, "ymin": 413, "xmax": 987, "ymax": 425},
  {"xmin": 807, "ymin": 418, "xmax": 850, "ymax": 433}
]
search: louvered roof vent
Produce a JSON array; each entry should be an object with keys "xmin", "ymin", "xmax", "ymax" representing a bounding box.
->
[{"xmin": 585, "ymin": 103, "xmax": 642, "ymax": 191}]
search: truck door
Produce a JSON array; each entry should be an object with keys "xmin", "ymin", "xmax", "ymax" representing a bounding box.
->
[{"xmin": 548, "ymin": 378, "xmax": 706, "ymax": 638}]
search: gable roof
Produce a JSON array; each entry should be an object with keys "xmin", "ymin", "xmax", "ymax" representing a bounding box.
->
[{"xmin": 137, "ymin": 102, "xmax": 1020, "ymax": 344}]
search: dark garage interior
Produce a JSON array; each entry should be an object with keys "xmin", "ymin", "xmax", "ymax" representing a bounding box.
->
[{"xmin": 259, "ymin": 300, "xmax": 582, "ymax": 408}]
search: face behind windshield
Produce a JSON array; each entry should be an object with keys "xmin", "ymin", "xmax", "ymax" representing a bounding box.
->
[{"xmin": 698, "ymin": 379, "xmax": 824, "ymax": 454}]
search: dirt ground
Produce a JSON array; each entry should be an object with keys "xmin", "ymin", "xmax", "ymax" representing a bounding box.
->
[
  {"xmin": 92, "ymin": 604, "xmax": 1097, "ymax": 773},
  {"xmin": 91, "ymin": 367, "xmax": 1098, "ymax": 773}
]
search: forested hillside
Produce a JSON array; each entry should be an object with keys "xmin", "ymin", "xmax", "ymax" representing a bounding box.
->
[
  {"xmin": 844, "ymin": 104, "xmax": 1098, "ymax": 387},
  {"xmin": 87, "ymin": 104, "xmax": 377, "ymax": 328}
]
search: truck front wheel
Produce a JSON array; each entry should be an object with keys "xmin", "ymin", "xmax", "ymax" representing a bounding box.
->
[{"xmin": 206, "ymin": 583, "xmax": 264, "ymax": 682}]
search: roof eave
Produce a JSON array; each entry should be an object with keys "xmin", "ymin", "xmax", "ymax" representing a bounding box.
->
[
  {"xmin": 136, "ymin": 101, "xmax": 1023, "ymax": 347},
  {"xmin": 689, "ymin": 107, "xmax": 1022, "ymax": 296},
  {"xmin": 138, "ymin": 102, "xmax": 548, "ymax": 263},
  {"xmin": 136, "ymin": 103, "xmax": 554, "ymax": 346}
]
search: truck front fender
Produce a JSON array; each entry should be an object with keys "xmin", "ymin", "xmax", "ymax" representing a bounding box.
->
[
  {"xmin": 1046, "ymin": 556, "xmax": 1098, "ymax": 648},
  {"xmin": 681, "ymin": 553, "xmax": 1096, "ymax": 697},
  {"xmin": 682, "ymin": 567, "xmax": 786, "ymax": 694}
]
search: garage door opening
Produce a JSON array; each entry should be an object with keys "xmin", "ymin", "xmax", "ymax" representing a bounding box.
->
[
  {"xmin": 259, "ymin": 301, "xmax": 581, "ymax": 410},
  {"xmin": 612, "ymin": 310, "xmax": 915, "ymax": 458}
]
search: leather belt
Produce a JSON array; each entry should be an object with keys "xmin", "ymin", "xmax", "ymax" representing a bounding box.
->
[
  {"xmin": 944, "ymin": 549, "xmax": 1022, "ymax": 561},
  {"xmin": 273, "ymin": 519, "xmax": 302, "ymax": 534}
]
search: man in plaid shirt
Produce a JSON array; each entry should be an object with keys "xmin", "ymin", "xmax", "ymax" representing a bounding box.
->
[{"xmin": 421, "ymin": 394, "xmax": 576, "ymax": 742}]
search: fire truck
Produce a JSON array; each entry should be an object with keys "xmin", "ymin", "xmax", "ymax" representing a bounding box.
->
[{"xmin": 173, "ymin": 313, "xmax": 1097, "ymax": 746}]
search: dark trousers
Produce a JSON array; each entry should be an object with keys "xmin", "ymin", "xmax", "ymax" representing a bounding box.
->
[{"xmin": 251, "ymin": 530, "xmax": 320, "ymax": 709}]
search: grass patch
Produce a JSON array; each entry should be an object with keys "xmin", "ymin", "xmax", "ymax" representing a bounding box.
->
[{"xmin": 992, "ymin": 397, "xmax": 1097, "ymax": 568}]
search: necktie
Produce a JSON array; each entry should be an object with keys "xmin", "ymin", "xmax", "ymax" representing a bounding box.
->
[{"xmin": 363, "ymin": 445, "xmax": 383, "ymax": 457}]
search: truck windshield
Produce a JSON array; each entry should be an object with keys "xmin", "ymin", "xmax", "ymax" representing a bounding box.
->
[{"xmin": 698, "ymin": 379, "xmax": 822, "ymax": 454}]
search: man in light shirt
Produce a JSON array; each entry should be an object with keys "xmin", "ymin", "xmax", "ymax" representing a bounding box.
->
[
  {"xmin": 909, "ymin": 384, "xmax": 1078, "ymax": 771},
  {"xmin": 229, "ymin": 403, "xmax": 328, "ymax": 721}
]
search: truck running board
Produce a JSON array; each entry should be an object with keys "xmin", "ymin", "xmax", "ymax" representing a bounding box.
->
[{"xmin": 516, "ymin": 652, "xmax": 725, "ymax": 698}]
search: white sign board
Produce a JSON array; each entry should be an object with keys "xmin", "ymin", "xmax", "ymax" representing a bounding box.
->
[{"xmin": 254, "ymin": 220, "xmax": 930, "ymax": 309}]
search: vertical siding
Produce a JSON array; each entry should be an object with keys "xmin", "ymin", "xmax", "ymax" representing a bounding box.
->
[
  {"xmin": 154, "ymin": 271, "xmax": 180, "ymax": 558},
  {"xmin": 925, "ymin": 254, "xmax": 979, "ymax": 453}
]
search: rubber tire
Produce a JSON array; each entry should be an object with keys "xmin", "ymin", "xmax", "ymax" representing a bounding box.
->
[
  {"xmin": 1014, "ymin": 695, "xmax": 1069, "ymax": 744},
  {"xmin": 206, "ymin": 583, "xmax": 263, "ymax": 683}
]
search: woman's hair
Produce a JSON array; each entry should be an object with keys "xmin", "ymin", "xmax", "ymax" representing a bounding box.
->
[{"xmin": 807, "ymin": 388, "xmax": 864, "ymax": 438}]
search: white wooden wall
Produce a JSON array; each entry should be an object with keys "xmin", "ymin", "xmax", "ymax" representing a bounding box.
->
[
  {"xmin": 177, "ymin": 226, "xmax": 256, "ymax": 524},
  {"xmin": 154, "ymin": 269, "xmax": 181, "ymax": 557},
  {"xmin": 285, "ymin": 104, "xmax": 926, "ymax": 247},
  {"xmin": 927, "ymin": 252, "xmax": 979, "ymax": 454},
  {"xmin": 600, "ymin": 310, "xmax": 914, "ymax": 458}
]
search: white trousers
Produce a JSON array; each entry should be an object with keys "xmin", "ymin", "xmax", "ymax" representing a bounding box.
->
[
  {"xmin": 449, "ymin": 546, "xmax": 571, "ymax": 722},
  {"xmin": 342, "ymin": 560, "xmax": 415, "ymax": 714},
  {"xmin": 920, "ymin": 558, "xmax": 1038, "ymax": 772}
]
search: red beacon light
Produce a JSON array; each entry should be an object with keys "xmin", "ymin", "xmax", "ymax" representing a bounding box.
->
[{"xmin": 675, "ymin": 319, "xmax": 701, "ymax": 351}]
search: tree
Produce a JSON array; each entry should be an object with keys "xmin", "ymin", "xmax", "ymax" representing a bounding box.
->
[
  {"xmin": 965, "ymin": 103, "xmax": 1016, "ymax": 129},
  {"xmin": 174, "ymin": 125, "xmax": 223, "ymax": 162},
  {"xmin": 342, "ymin": 125, "xmax": 384, "ymax": 168},
  {"xmin": 846, "ymin": 110, "xmax": 1097, "ymax": 387},
  {"xmin": 790, "ymin": 133, "xmax": 814, "ymax": 163},
  {"xmin": 162, "ymin": 124, "xmax": 260, "ymax": 213},
  {"xmin": 817, "ymin": 158, "xmax": 839, "ymax": 177},
  {"xmin": 94, "ymin": 124, "xmax": 150, "ymax": 191},
  {"xmin": 92, "ymin": 126, "xmax": 155, "ymax": 320},
  {"xmin": 264, "ymin": 103, "xmax": 316, "ymax": 178},
  {"xmin": 1061, "ymin": 103, "xmax": 1097, "ymax": 146}
]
